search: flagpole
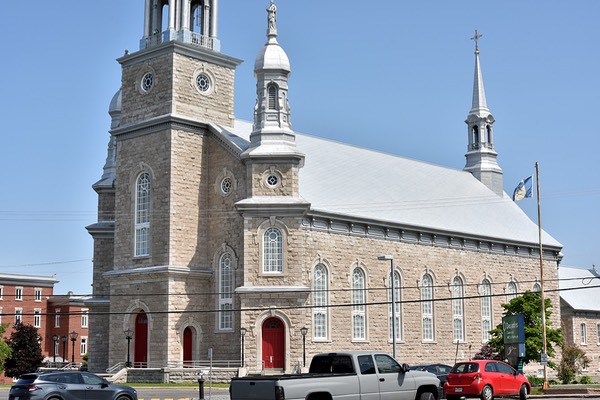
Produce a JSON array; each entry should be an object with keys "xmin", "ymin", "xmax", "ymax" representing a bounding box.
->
[{"xmin": 535, "ymin": 161, "xmax": 549, "ymax": 390}]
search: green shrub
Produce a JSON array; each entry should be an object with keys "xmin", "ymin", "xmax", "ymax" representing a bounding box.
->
[
  {"xmin": 527, "ymin": 376, "xmax": 544, "ymax": 387},
  {"xmin": 579, "ymin": 376, "xmax": 592, "ymax": 384}
]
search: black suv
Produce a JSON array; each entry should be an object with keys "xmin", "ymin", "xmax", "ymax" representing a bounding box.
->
[{"xmin": 9, "ymin": 371, "xmax": 137, "ymax": 400}]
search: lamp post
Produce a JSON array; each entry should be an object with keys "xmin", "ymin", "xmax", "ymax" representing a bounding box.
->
[
  {"xmin": 300, "ymin": 326, "xmax": 308, "ymax": 367},
  {"xmin": 61, "ymin": 336, "xmax": 67, "ymax": 364},
  {"xmin": 378, "ymin": 255, "xmax": 396, "ymax": 359},
  {"xmin": 69, "ymin": 331, "xmax": 78, "ymax": 363},
  {"xmin": 240, "ymin": 327, "xmax": 247, "ymax": 368},
  {"xmin": 124, "ymin": 328, "xmax": 134, "ymax": 368},
  {"xmin": 52, "ymin": 335, "xmax": 58, "ymax": 363}
]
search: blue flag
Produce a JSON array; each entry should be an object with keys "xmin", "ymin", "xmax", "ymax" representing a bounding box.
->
[{"xmin": 513, "ymin": 176, "xmax": 533, "ymax": 201}]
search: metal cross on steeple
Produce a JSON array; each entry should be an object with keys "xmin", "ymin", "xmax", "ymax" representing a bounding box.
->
[{"xmin": 471, "ymin": 30, "xmax": 483, "ymax": 53}]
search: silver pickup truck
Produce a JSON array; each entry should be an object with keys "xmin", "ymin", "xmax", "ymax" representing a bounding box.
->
[{"xmin": 229, "ymin": 351, "xmax": 441, "ymax": 400}]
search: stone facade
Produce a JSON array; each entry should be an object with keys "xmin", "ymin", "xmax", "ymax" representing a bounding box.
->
[{"xmin": 86, "ymin": 1, "xmax": 564, "ymax": 380}]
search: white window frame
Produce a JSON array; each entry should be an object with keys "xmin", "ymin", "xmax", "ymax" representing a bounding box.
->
[
  {"xmin": 581, "ymin": 322, "xmax": 587, "ymax": 345},
  {"xmin": 34, "ymin": 308, "xmax": 42, "ymax": 328},
  {"xmin": 263, "ymin": 227, "xmax": 283, "ymax": 273},
  {"xmin": 80, "ymin": 336, "xmax": 87, "ymax": 355},
  {"xmin": 135, "ymin": 172, "xmax": 151, "ymax": 257},
  {"xmin": 507, "ymin": 281, "xmax": 517, "ymax": 301},
  {"xmin": 15, "ymin": 287, "xmax": 23, "ymax": 301},
  {"xmin": 0, "ymin": 286, "xmax": 3, "ymax": 299},
  {"xmin": 421, "ymin": 274, "xmax": 434, "ymax": 341},
  {"xmin": 218, "ymin": 253, "xmax": 234, "ymax": 331},
  {"xmin": 15, "ymin": 307, "xmax": 22, "ymax": 324},
  {"xmin": 389, "ymin": 271, "xmax": 401, "ymax": 341},
  {"xmin": 34, "ymin": 288, "xmax": 42, "ymax": 302},
  {"xmin": 481, "ymin": 279, "xmax": 492, "ymax": 342},
  {"xmin": 452, "ymin": 276, "xmax": 465, "ymax": 342},
  {"xmin": 313, "ymin": 264, "xmax": 328, "ymax": 340},
  {"xmin": 55, "ymin": 309, "xmax": 61, "ymax": 328},
  {"xmin": 81, "ymin": 309, "xmax": 89, "ymax": 328},
  {"xmin": 351, "ymin": 267, "xmax": 366, "ymax": 341}
]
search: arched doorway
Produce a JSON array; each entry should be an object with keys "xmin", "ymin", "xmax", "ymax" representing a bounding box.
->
[
  {"xmin": 183, "ymin": 327, "xmax": 193, "ymax": 367},
  {"xmin": 134, "ymin": 311, "xmax": 148, "ymax": 367},
  {"xmin": 262, "ymin": 317, "xmax": 284, "ymax": 369}
]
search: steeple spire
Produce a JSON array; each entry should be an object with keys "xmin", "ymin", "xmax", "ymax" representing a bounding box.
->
[
  {"xmin": 463, "ymin": 30, "xmax": 504, "ymax": 197},
  {"xmin": 242, "ymin": 1, "xmax": 303, "ymax": 162}
]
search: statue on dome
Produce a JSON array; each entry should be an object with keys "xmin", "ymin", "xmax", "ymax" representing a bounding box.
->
[{"xmin": 267, "ymin": 0, "xmax": 277, "ymax": 34}]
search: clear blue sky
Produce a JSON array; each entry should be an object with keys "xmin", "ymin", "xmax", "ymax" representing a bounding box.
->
[{"xmin": 1, "ymin": 1, "xmax": 598, "ymax": 294}]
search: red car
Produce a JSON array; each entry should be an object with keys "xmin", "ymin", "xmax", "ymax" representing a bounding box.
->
[{"xmin": 444, "ymin": 360, "xmax": 530, "ymax": 400}]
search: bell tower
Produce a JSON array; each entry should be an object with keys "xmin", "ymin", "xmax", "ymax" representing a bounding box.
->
[
  {"xmin": 463, "ymin": 31, "xmax": 504, "ymax": 196},
  {"xmin": 87, "ymin": 0, "xmax": 242, "ymax": 373}
]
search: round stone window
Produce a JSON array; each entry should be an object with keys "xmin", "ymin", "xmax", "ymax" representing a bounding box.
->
[
  {"xmin": 196, "ymin": 73, "xmax": 211, "ymax": 93},
  {"xmin": 141, "ymin": 72, "xmax": 154, "ymax": 93},
  {"xmin": 266, "ymin": 175, "xmax": 279, "ymax": 187},
  {"xmin": 220, "ymin": 177, "xmax": 233, "ymax": 195}
]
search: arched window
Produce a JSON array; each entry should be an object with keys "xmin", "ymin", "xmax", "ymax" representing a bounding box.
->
[
  {"xmin": 507, "ymin": 281, "xmax": 517, "ymax": 302},
  {"xmin": 160, "ymin": 0, "xmax": 170, "ymax": 32},
  {"xmin": 421, "ymin": 273, "xmax": 434, "ymax": 341},
  {"xmin": 219, "ymin": 253, "xmax": 233, "ymax": 330},
  {"xmin": 472, "ymin": 125, "xmax": 480, "ymax": 147},
  {"xmin": 135, "ymin": 172, "xmax": 151, "ymax": 257},
  {"xmin": 452, "ymin": 276, "xmax": 464, "ymax": 342},
  {"xmin": 268, "ymin": 85, "xmax": 278, "ymax": 110},
  {"xmin": 190, "ymin": 1, "xmax": 204, "ymax": 35},
  {"xmin": 580, "ymin": 323, "xmax": 587, "ymax": 345},
  {"xmin": 481, "ymin": 279, "xmax": 492, "ymax": 342},
  {"xmin": 532, "ymin": 282, "xmax": 541, "ymax": 292},
  {"xmin": 352, "ymin": 268, "xmax": 366, "ymax": 340},
  {"xmin": 486, "ymin": 124, "xmax": 493, "ymax": 145},
  {"xmin": 389, "ymin": 271, "xmax": 401, "ymax": 341},
  {"xmin": 263, "ymin": 227, "xmax": 283, "ymax": 273},
  {"xmin": 313, "ymin": 264, "xmax": 328, "ymax": 339}
]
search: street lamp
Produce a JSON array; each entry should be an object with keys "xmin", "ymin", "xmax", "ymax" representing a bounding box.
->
[
  {"xmin": 69, "ymin": 331, "xmax": 78, "ymax": 363},
  {"xmin": 240, "ymin": 327, "xmax": 247, "ymax": 368},
  {"xmin": 52, "ymin": 335, "xmax": 58, "ymax": 363},
  {"xmin": 378, "ymin": 255, "xmax": 396, "ymax": 359},
  {"xmin": 61, "ymin": 336, "xmax": 67, "ymax": 364},
  {"xmin": 124, "ymin": 328, "xmax": 134, "ymax": 368},
  {"xmin": 300, "ymin": 326, "xmax": 308, "ymax": 367}
]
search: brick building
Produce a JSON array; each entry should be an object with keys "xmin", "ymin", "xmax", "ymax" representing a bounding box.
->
[
  {"xmin": 0, "ymin": 274, "xmax": 89, "ymax": 382},
  {"xmin": 86, "ymin": 1, "xmax": 563, "ymax": 375}
]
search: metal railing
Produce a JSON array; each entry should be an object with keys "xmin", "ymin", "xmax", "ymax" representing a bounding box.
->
[
  {"xmin": 107, "ymin": 359, "xmax": 241, "ymax": 370},
  {"xmin": 140, "ymin": 30, "xmax": 221, "ymax": 52}
]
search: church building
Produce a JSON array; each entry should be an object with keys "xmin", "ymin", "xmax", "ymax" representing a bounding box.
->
[{"xmin": 86, "ymin": 0, "xmax": 563, "ymax": 374}]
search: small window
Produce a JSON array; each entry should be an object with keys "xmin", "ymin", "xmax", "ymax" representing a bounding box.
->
[
  {"xmin": 80, "ymin": 337, "xmax": 87, "ymax": 355},
  {"xmin": 81, "ymin": 309, "xmax": 89, "ymax": 328},
  {"xmin": 268, "ymin": 85, "xmax": 278, "ymax": 110},
  {"xmin": 55, "ymin": 309, "xmax": 61, "ymax": 328},
  {"xmin": 472, "ymin": 125, "xmax": 480, "ymax": 146},
  {"xmin": 34, "ymin": 309, "xmax": 41, "ymax": 328},
  {"xmin": 581, "ymin": 323, "xmax": 587, "ymax": 345},
  {"xmin": 15, "ymin": 287, "xmax": 23, "ymax": 301},
  {"xmin": 507, "ymin": 281, "xmax": 517, "ymax": 301},
  {"xmin": 15, "ymin": 308, "xmax": 22, "ymax": 324},
  {"xmin": 34, "ymin": 288, "xmax": 42, "ymax": 302},
  {"xmin": 597, "ymin": 323, "xmax": 600, "ymax": 345}
]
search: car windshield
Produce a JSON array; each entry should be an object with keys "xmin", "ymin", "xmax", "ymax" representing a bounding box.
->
[{"xmin": 451, "ymin": 363, "xmax": 479, "ymax": 373}]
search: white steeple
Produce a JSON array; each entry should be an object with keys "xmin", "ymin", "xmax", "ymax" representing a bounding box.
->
[
  {"xmin": 242, "ymin": 1, "xmax": 303, "ymax": 162},
  {"xmin": 464, "ymin": 31, "xmax": 503, "ymax": 197}
]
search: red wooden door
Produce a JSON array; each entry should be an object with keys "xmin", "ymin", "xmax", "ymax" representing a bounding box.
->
[
  {"xmin": 183, "ymin": 327, "xmax": 193, "ymax": 366},
  {"xmin": 262, "ymin": 317, "xmax": 284, "ymax": 369},
  {"xmin": 134, "ymin": 312, "xmax": 148, "ymax": 367}
]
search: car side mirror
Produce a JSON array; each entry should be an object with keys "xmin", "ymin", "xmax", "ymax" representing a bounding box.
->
[
  {"xmin": 400, "ymin": 363, "xmax": 410, "ymax": 373},
  {"xmin": 101, "ymin": 380, "xmax": 109, "ymax": 388}
]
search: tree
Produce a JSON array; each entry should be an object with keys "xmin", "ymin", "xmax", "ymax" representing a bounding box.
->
[
  {"xmin": 556, "ymin": 344, "xmax": 590, "ymax": 384},
  {"xmin": 472, "ymin": 344, "xmax": 500, "ymax": 360},
  {"xmin": 0, "ymin": 324, "xmax": 13, "ymax": 372},
  {"xmin": 4, "ymin": 323, "xmax": 44, "ymax": 378},
  {"xmin": 486, "ymin": 291, "xmax": 562, "ymax": 368}
]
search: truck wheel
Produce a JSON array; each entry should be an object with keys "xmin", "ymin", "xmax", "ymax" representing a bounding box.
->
[
  {"xmin": 480, "ymin": 385, "xmax": 493, "ymax": 400},
  {"xmin": 519, "ymin": 384, "xmax": 528, "ymax": 400},
  {"xmin": 419, "ymin": 391, "xmax": 435, "ymax": 400}
]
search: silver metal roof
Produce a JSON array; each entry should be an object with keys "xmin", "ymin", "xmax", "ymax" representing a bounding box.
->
[
  {"xmin": 221, "ymin": 119, "xmax": 562, "ymax": 249},
  {"xmin": 559, "ymin": 265, "xmax": 600, "ymax": 312}
]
